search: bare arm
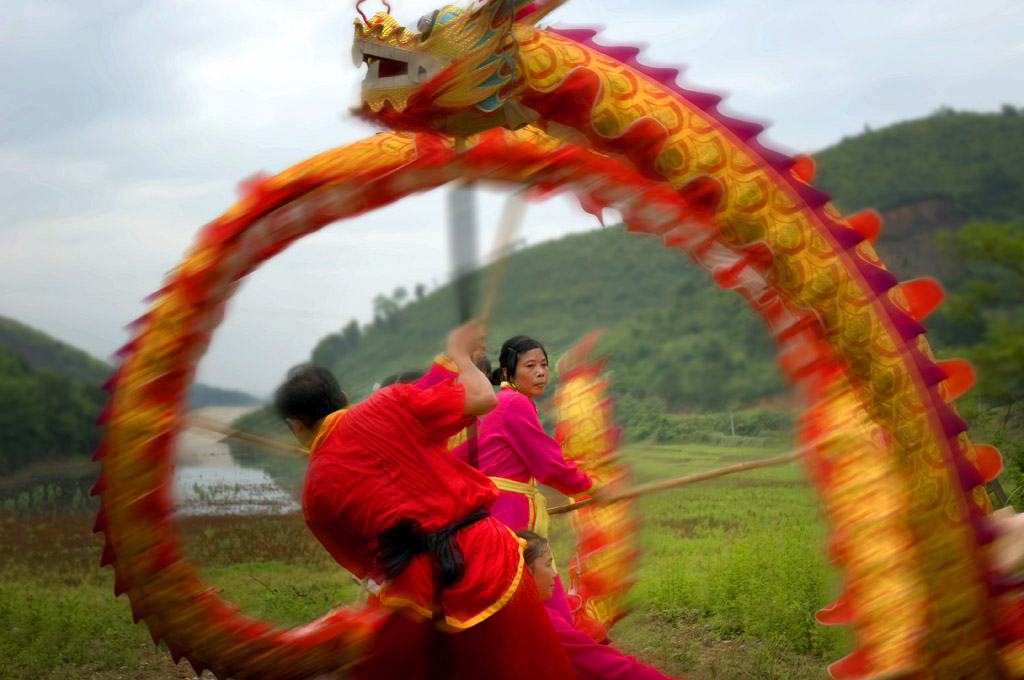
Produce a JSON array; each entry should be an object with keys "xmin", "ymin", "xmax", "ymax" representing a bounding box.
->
[{"xmin": 448, "ymin": 321, "xmax": 498, "ymax": 416}]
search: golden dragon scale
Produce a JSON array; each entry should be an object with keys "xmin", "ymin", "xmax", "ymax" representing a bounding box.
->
[
  {"xmin": 93, "ymin": 0, "xmax": 1023, "ymax": 676},
  {"xmin": 93, "ymin": 127, "xmax": 723, "ymax": 679},
  {"xmin": 497, "ymin": 23, "xmax": 1021, "ymax": 678}
]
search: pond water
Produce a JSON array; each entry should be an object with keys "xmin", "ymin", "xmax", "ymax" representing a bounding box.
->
[
  {"xmin": 1, "ymin": 406, "xmax": 305, "ymax": 518},
  {"xmin": 173, "ymin": 463, "xmax": 300, "ymax": 516},
  {"xmin": 171, "ymin": 406, "xmax": 302, "ymax": 516}
]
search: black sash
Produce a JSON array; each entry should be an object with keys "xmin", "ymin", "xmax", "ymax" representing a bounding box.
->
[{"xmin": 373, "ymin": 506, "xmax": 490, "ymax": 590}]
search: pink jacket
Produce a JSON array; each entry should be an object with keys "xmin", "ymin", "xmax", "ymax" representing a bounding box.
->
[
  {"xmin": 451, "ymin": 387, "xmax": 592, "ymax": 530},
  {"xmin": 546, "ymin": 606, "xmax": 677, "ymax": 680}
]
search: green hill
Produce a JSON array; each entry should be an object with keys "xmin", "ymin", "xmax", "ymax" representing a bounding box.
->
[
  {"xmin": 0, "ymin": 316, "xmax": 263, "ymax": 473},
  {"xmin": 0, "ymin": 317, "xmax": 110, "ymax": 385},
  {"xmin": 0, "ymin": 345, "xmax": 105, "ymax": 474},
  {"xmin": 306, "ymin": 226, "xmax": 781, "ymax": 410},
  {"xmin": 0, "ymin": 315, "xmax": 261, "ymax": 409},
  {"xmin": 815, "ymin": 107, "xmax": 1024, "ymax": 220},
  {"xmin": 301, "ymin": 109, "xmax": 1024, "ymax": 411}
]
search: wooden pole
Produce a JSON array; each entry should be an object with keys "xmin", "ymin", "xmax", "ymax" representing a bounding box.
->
[
  {"xmin": 548, "ymin": 451, "xmax": 801, "ymax": 515},
  {"xmin": 479, "ymin": 190, "xmax": 526, "ymax": 330},
  {"xmin": 187, "ymin": 415, "xmax": 308, "ymax": 457}
]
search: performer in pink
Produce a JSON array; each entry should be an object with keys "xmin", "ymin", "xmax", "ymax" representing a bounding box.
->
[
  {"xmin": 518, "ymin": 530, "xmax": 678, "ymax": 680},
  {"xmin": 450, "ymin": 335, "xmax": 592, "ymax": 531},
  {"xmin": 449, "ymin": 335, "xmax": 593, "ymax": 624}
]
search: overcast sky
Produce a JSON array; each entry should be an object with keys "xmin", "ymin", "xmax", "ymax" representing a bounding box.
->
[{"xmin": 1, "ymin": 0, "xmax": 1022, "ymax": 397}]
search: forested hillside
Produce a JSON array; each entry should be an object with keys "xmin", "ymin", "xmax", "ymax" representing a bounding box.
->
[
  {"xmin": 814, "ymin": 106, "xmax": 1024, "ymax": 220},
  {"xmin": 0, "ymin": 346, "xmax": 104, "ymax": 474},
  {"xmin": 0, "ymin": 316, "xmax": 261, "ymax": 472},
  {"xmin": 308, "ymin": 225, "xmax": 779, "ymax": 408},
  {"xmin": 0, "ymin": 317, "xmax": 110, "ymax": 385}
]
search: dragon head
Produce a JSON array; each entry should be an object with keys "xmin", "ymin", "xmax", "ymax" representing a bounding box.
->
[{"xmin": 352, "ymin": 0, "xmax": 563, "ymax": 135}]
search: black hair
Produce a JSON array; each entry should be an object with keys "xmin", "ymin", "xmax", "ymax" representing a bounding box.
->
[
  {"xmin": 490, "ymin": 335, "xmax": 548, "ymax": 386},
  {"xmin": 274, "ymin": 364, "xmax": 348, "ymax": 428},
  {"xmin": 515, "ymin": 529, "xmax": 549, "ymax": 568}
]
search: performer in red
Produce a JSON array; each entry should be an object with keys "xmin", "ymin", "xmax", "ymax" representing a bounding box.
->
[{"xmin": 275, "ymin": 321, "xmax": 577, "ymax": 680}]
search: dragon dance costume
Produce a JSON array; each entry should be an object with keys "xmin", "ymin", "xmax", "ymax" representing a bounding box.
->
[
  {"xmin": 545, "ymin": 604, "xmax": 673, "ymax": 680},
  {"xmin": 302, "ymin": 376, "xmax": 576, "ymax": 680},
  {"xmin": 93, "ymin": 1, "xmax": 1024, "ymax": 675}
]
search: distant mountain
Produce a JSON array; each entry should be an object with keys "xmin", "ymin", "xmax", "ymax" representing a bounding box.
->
[
  {"xmin": 301, "ymin": 109, "xmax": 1024, "ymax": 413},
  {"xmin": 188, "ymin": 383, "xmax": 263, "ymax": 409},
  {"xmin": 0, "ymin": 317, "xmax": 110, "ymax": 385},
  {"xmin": 0, "ymin": 317, "xmax": 261, "ymax": 411}
]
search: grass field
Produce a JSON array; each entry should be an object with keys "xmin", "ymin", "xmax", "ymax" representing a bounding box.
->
[{"xmin": 0, "ymin": 442, "xmax": 846, "ymax": 679}]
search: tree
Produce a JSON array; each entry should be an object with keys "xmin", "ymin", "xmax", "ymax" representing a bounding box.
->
[
  {"xmin": 415, "ymin": 283, "xmax": 427, "ymax": 300},
  {"xmin": 934, "ymin": 220, "xmax": 1024, "ymax": 405},
  {"xmin": 341, "ymin": 319, "xmax": 361, "ymax": 348},
  {"xmin": 933, "ymin": 220, "xmax": 1024, "ymax": 500},
  {"xmin": 393, "ymin": 286, "xmax": 408, "ymax": 306},
  {"xmin": 372, "ymin": 293, "xmax": 398, "ymax": 326}
]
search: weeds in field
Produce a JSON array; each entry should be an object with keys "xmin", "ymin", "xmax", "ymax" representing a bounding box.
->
[
  {"xmin": 0, "ymin": 483, "xmax": 94, "ymax": 519},
  {"xmin": 619, "ymin": 445, "xmax": 846, "ymax": 660},
  {"xmin": 0, "ymin": 442, "xmax": 844, "ymax": 679}
]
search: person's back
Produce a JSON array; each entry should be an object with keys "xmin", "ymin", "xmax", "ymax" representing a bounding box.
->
[
  {"xmin": 307, "ymin": 380, "xmax": 492, "ymax": 540},
  {"xmin": 304, "ymin": 379, "xmax": 523, "ymax": 627},
  {"xmin": 278, "ymin": 322, "xmax": 578, "ymax": 680}
]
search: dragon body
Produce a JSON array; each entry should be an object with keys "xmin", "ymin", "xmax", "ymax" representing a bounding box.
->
[
  {"xmin": 93, "ymin": 1, "xmax": 1022, "ymax": 678},
  {"xmin": 351, "ymin": 3, "xmax": 1020, "ymax": 676},
  {"xmin": 95, "ymin": 127, "xmax": 716, "ymax": 679}
]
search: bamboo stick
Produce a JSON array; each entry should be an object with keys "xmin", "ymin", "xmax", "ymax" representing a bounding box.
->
[
  {"xmin": 187, "ymin": 415, "xmax": 308, "ymax": 457},
  {"xmin": 548, "ymin": 451, "xmax": 801, "ymax": 515},
  {"xmin": 188, "ymin": 415, "xmax": 800, "ymax": 516},
  {"xmin": 479, "ymin": 190, "xmax": 526, "ymax": 330}
]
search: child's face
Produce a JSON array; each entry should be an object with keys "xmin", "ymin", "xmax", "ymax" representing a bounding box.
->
[{"xmin": 529, "ymin": 545, "xmax": 556, "ymax": 601}]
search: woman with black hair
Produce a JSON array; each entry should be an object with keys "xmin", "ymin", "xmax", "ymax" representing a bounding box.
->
[
  {"xmin": 452, "ymin": 335, "xmax": 593, "ymax": 534},
  {"xmin": 451, "ymin": 334, "xmax": 593, "ymax": 624}
]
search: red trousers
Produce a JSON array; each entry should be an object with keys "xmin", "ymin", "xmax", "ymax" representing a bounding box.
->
[{"xmin": 353, "ymin": 569, "xmax": 577, "ymax": 680}]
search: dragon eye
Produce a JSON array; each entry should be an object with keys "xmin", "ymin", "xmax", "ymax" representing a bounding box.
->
[
  {"xmin": 417, "ymin": 10, "xmax": 439, "ymax": 35},
  {"xmin": 417, "ymin": 8, "xmax": 459, "ymax": 39}
]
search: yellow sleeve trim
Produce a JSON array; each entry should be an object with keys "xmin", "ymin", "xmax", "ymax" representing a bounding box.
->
[
  {"xmin": 377, "ymin": 527, "xmax": 526, "ymax": 632},
  {"xmin": 434, "ymin": 353, "xmax": 458, "ymax": 373}
]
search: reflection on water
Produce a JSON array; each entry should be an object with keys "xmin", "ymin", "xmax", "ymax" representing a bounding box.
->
[
  {"xmin": 174, "ymin": 463, "xmax": 300, "ymax": 516},
  {"xmin": 1, "ymin": 407, "xmax": 306, "ymax": 518},
  {"xmin": 172, "ymin": 406, "xmax": 303, "ymax": 516}
]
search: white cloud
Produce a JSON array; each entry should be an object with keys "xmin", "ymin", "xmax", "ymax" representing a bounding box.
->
[{"xmin": 0, "ymin": 0, "xmax": 1021, "ymax": 395}]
